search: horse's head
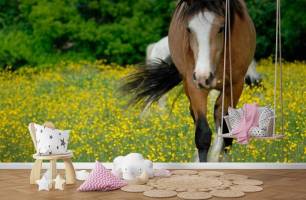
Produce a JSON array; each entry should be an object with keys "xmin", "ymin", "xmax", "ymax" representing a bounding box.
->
[{"xmin": 179, "ymin": 0, "xmax": 243, "ymax": 89}]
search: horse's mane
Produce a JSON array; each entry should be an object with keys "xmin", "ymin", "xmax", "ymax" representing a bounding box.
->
[{"xmin": 176, "ymin": 0, "xmax": 244, "ymax": 23}]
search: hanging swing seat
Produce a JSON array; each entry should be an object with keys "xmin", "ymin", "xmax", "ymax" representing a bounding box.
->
[
  {"xmin": 219, "ymin": 133, "xmax": 284, "ymax": 139},
  {"xmin": 218, "ymin": 113, "xmax": 285, "ymax": 140}
]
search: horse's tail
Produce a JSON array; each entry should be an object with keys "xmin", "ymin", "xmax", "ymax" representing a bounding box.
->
[{"xmin": 120, "ymin": 58, "xmax": 182, "ymax": 108}]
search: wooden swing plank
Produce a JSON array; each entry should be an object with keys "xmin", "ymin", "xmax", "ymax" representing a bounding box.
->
[{"xmin": 219, "ymin": 133, "xmax": 285, "ymax": 140}]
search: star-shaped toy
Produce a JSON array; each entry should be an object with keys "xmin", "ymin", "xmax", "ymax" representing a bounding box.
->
[
  {"xmin": 36, "ymin": 176, "xmax": 49, "ymax": 191},
  {"xmin": 54, "ymin": 174, "xmax": 65, "ymax": 190}
]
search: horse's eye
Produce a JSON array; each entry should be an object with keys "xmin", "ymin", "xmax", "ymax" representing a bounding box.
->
[
  {"xmin": 186, "ymin": 27, "xmax": 191, "ymax": 33},
  {"xmin": 218, "ymin": 26, "xmax": 225, "ymax": 33}
]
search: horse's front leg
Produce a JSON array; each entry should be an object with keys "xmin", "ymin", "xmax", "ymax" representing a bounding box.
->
[
  {"xmin": 183, "ymin": 79, "xmax": 211, "ymax": 162},
  {"xmin": 208, "ymin": 81, "xmax": 244, "ymax": 162}
]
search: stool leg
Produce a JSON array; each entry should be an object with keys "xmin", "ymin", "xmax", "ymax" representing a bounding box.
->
[
  {"xmin": 50, "ymin": 159, "xmax": 57, "ymax": 189},
  {"xmin": 30, "ymin": 159, "xmax": 42, "ymax": 184},
  {"xmin": 63, "ymin": 158, "xmax": 76, "ymax": 184}
]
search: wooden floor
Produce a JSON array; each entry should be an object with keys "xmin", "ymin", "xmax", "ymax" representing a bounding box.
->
[{"xmin": 0, "ymin": 169, "xmax": 306, "ymax": 200}]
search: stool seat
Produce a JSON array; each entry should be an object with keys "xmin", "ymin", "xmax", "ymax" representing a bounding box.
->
[{"xmin": 33, "ymin": 150, "xmax": 73, "ymax": 160}]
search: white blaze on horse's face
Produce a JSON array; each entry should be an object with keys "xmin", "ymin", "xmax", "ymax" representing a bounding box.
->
[{"xmin": 188, "ymin": 11, "xmax": 220, "ymax": 89}]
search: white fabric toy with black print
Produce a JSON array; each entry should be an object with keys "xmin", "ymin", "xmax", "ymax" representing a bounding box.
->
[{"xmin": 33, "ymin": 123, "xmax": 70, "ymax": 155}]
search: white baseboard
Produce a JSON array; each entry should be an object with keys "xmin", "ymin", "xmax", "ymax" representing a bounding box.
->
[{"xmin": 0, "ymin": 162, "xmax": 305, "ymax": 170}]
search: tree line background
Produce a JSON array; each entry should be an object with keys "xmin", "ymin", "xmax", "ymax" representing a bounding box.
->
[{"xmin": 0, "ymin": 0, "xmax": 305, "ymax": 70}]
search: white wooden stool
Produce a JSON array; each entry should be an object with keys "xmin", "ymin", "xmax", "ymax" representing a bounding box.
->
[{"xmin": 28, "ymin": 122, "xmax": 76, "ymax": 187}]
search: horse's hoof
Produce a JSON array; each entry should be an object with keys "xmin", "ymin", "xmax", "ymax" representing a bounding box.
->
[{"xmin": 193, "ymin": 150, "xmax": 200, "ymax": 163}]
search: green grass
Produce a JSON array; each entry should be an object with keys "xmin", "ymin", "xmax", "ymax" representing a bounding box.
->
[{"xmin": 0, "ymin": 60, "xmax": 305, "ymax": 162}]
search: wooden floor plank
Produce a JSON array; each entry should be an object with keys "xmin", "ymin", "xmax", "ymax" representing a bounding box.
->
[{"xmin": 0, "ymin": 169, "xmax": 305, "ymax": 200}]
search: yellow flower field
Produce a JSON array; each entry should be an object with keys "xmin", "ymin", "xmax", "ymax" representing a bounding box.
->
[{"xmin": 0, "ymin": 59, "xmax": 305, "ymax": 162}]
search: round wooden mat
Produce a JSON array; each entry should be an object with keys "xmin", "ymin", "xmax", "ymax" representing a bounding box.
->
[
  {"xmin": 210, "ymin": 189, "xmax": 245, "ymax": 198},
  {"xmin": 120, "ymin": 170, "xmax": 264, "ymax": 199},
  {"xmin": 176, "ymin": 188, "xmax": 187, "ymax": 192},
  {"xmin": 177, "ymin": 192, "xmax": 212, "ymax": 200},
  {"xmin": 143, "ymin": 190, "xmax": 177, "ymax": 198},
  {"xmin": 233, "ymin": 179, "xmax": 263, "ymax": 186},
  {"xmin": 220, "ymin": 179, "xmax": 233, "ymax": 187},
  {"xmin": 198, "ymin": 188, "xmax": 211, "ymax": 192},
  {"xmin": 231, "ymin": 185, "xmax": 263, "ymax": 192},
  {"xmin": 155, "ymin": 175, "xmax": 222, "ymax": 189},
  {"xmin": 121, "ymin": 185, "xmax": 152, "ymax": 193}
]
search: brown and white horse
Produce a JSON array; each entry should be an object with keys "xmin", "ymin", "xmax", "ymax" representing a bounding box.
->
[{"xmin": 122, "ymin": 0, "xmax": 256, "ymax": 162}]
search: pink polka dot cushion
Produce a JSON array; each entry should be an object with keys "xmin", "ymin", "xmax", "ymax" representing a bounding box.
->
[{"xmin": 78, "ymin": 161, "xmax": 127, "ymax": 192}]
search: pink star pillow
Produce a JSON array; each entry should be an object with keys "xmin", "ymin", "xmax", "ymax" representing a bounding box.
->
[{"xmin": 78, "ymin": 161, "xmax": 127, "ymax": 192}]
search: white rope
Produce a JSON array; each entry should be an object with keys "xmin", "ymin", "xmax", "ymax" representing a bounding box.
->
[
  {"xmin": 220, "ymin": 0, "xmax": 230, "ymax": 134},
  {"xmin": 273, "ymin": 0, "xmax": 279, "ymax": 135},
  {"xmin": 228, "ymin": 0, "xmax": 234, "ymax": 108},
  {"xmin": 273, "ymin": 0, "xmax": 284, "ymax": 135},
  {"xmin": 279, "ymin": 0, "xmax": 284, "ymax": 135}
]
